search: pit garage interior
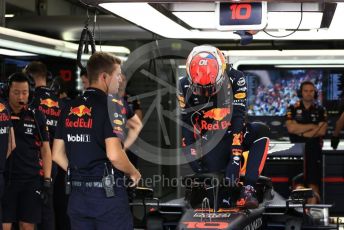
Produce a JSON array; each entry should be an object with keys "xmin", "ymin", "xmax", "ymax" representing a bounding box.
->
[{"xmin": 1, "ymin": 0, "xmax": 344, "ymax": 229}]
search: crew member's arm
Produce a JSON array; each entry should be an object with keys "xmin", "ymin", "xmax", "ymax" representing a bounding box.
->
[
  {"xmin": 52, "ymin": 139, "xmax": 68, "ymax": 171},
  {"xmin": 301, "ymin": 107, "xmax": 327, "ymax": 138},
  {"xmin": 105, "ymin": 110, "xmax": 141, "ymax": 186},
  {"xmin": 52, "ymin": 108, "xmax": 68, "ymax": 171},
  {"xmin": 37, "ymin": 111, "xmax": 52, "ymax": 179},
  {"xmin": 303, "ymin": 122, "xmax": 327, "ymax": 137},
  {"xmin": 124, "ymin": 114, "xmax": 142, "ymax": 150},
  {"xmin": 40, "ymin": 141, "xmax": 52, "ymax": 179},
  {"xmin": 6, "ymin": 127, "xmax": 16, "ymax": 158},
  {"xmin": 106, "ymin": 137, "xmax": 140, "ymax": 186},
  {"xmin": 286, "ymin": 120, "xmax": 318, "ymax": 135},
  {"xmin": 286, "ymin": 105, "xmax": 318, "ymax": 135}
]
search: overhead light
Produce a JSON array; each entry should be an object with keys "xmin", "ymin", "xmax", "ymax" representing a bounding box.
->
[
  {"xmin": 96, "ymin": 45, "xmax": 130, "ymax": 55},
  {"xmin": 0, "ymin": 38, "xmax": 83, "ymax": 59},
  {"xmin": 5, "ymin": 14, "xmax": 15, "ymax": 18},
  {"xmin": 0, "ymin": 48, "xmax": 36, "ymax": 56},
  {"xmin": 100, "ymin": 3, "xmax": 190, "ymax": 38},
  {"xmin": 0, "ymin": 27, "xmax": 129, "ymax": 59},
  {"xmin": 173, "ymin": 12, "xmax": 216, "ymax": 29},
  {"xmin": 266, "ymin": 12, "xmax": 322, "ymax": 30}
]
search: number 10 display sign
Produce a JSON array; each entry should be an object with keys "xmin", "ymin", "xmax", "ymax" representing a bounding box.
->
[{"xmin": 216, "ymin": 2, "xmax": 267, "ymax": 31}]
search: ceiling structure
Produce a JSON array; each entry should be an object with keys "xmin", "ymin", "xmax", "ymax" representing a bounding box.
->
[{"xmin": 2, "ymin": 0, "xmax": 344, "ymax": 53}]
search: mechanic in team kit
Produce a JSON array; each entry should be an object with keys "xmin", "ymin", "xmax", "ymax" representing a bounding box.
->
[
  {"xmin": 286, "ymin": 81, "xmax": 328, "ymax": 204},
  {"xmin": 52, "ymin": 52, "xmax": 141, "ymax": 229},
  {"xmin": 178, "ymin": 45, "xmax": 270, "ymax": 209},
  {"xmin": 0, "ymin": 97, "xmax": 15, "ymax": 230},
  {"xmin": 24, "ymin": 61, "xmax": 66, "ymax": 230},
  {"xmin": 2, "ymin": 72, "xmax": 52, "ymax": 230},
  {"xmin": 109, "ymin": 73, "xmax": 143, "ymax": 166}
]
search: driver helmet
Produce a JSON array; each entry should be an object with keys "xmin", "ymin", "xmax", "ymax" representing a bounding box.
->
[{"xmin": 186, "ymin": 45, "xmax": 227, "ymax": 96}]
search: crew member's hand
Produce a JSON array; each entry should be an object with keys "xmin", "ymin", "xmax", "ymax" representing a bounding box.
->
[
  {"xmin": 129, "ymin": 169, "xmax": 141, "ymax": 187},
  {"xmin": 41, "ymin": 178, "xmax": 53, "ymax": 205},
  {"xmin": 331, "ymin": 136, "xmax": 340, "ymax": 150}
]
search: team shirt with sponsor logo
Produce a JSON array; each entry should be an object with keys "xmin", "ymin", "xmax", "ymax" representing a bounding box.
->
[
  {"xmin": 286, "ymin": 100, "xmax": 327, "ymax": 143},
  {"xmin": 6, "ymin": 106, "xmax": 49, "ymax": 180},
  {"xmin": 107, "ymin": 94, "xmax": 135, "ymax": 141},
  {"xmin": 55, "ymin": 88, "xmax": 120, "ymax": 179},
  {"xmin": 32, "ymin": 86, "xmax": 65, "ymax": 141},
  {"xmin": 0, "ymin": 98, "xmax": 12, "ymax": 173}
]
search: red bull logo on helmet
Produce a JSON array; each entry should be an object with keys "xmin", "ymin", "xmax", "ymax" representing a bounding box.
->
[{"xmin": 69, "ymin": 105, "xmax": 92, "ymax": 117}]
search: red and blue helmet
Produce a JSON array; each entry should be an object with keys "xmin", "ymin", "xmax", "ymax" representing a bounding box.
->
[{"xmin": 186, "ymin": 45, "xmax": 227, "ymax": 96}]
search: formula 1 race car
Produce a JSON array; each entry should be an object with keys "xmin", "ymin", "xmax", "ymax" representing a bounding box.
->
[{"xmin": 130, "ymin": 173, "xmax": 340, "ymax": 230}]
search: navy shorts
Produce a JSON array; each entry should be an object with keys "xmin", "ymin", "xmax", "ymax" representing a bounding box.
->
[
  {"xmin": 68, "ymin": 183, "xmax": 133, "ymax": 230},
  {"xmin": 2, "ymin": 179, "xmax": 42, "ymax": 223}
]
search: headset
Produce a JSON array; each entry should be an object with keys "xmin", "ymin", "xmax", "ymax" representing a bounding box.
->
[
  {"xmin": 297, "ymin": 81, "xmax": 318, "ymax": 100},
  {"xmin": 4, "ymin": 72, "xmax": 35, "ymax": 104}
]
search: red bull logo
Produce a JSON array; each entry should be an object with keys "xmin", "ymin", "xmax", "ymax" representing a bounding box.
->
[
  {"xmin": 69, "ymin": 105, "xmax": 92, "ymax": 117},
  {"xmin": 0, "ymin": 103, "xmax": 5, "ymax": 113},
  {"xmin": 203, "ymin": 108, "xmax": 230, "ymax": 121},
  {"xmin": 39, "ymin": 99, "xmax": 61, "ymax": 117},
  {"xmin": 0, "ymin": 103, "xmax": 9, "ymax": 122},
  {"xmin": 40, "ymin": 98, "xmax": 59, "ymax": 108},
  {"xmin": 200, "ymin": 120, "xmax": 231, "ymax": 131},
  {"xmin": 112, "ymin": 98, "xmax": 124, "ymax": 106},
  {"xmin": 232, "ymin": 133, "xmax": 243, "ymax": 146},
  {"xmin": 65, "ymin": 118, "xmax": 93, "ymax": 128}
]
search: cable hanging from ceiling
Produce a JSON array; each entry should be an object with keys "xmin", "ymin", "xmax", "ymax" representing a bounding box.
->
[{"xmin": 263, "ymin": 3, "xmax": 304, "ymax": 38}]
